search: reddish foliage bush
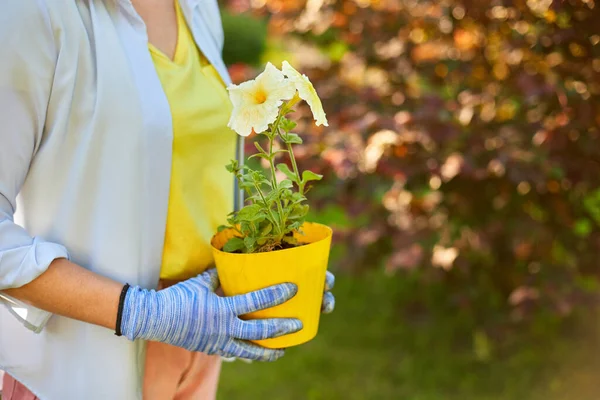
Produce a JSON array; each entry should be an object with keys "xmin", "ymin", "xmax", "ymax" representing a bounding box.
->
[{"xmin": 223, "ymin": 0, "xmax": 600, "ymax": 323}]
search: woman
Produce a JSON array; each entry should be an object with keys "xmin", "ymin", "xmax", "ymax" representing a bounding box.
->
[{"xmin": 0, "ymin": 0, "xmax": 335, "ymax": 399}]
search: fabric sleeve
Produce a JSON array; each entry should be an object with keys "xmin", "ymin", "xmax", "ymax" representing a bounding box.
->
[{"xmin": 0, "ymin": 1, "xmax": 70, "ymax": 330}]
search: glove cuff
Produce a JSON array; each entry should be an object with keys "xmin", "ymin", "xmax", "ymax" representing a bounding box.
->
[{"xmin": 120, "ymin": 285, "xmax": 156, "ymax": 341}]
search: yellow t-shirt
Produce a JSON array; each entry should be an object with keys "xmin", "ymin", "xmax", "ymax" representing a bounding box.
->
[{"xmin": 150, "ymin": 2, "xmax": 237, "ymax": 280}]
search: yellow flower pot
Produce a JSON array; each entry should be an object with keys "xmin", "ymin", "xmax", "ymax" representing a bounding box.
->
[{"xmin": 211, "ymin": 222, "xmax": 332, "ymax": 349}]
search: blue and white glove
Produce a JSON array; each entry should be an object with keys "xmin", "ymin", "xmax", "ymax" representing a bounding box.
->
[{"xmin": 120, "ymin": 268, "xmax": 302, "ymax": 361}]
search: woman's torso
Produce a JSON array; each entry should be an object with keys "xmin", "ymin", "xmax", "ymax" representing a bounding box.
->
[{"xmin": 150, "ymin": 1, "xmax": 237, "ymax": 281}]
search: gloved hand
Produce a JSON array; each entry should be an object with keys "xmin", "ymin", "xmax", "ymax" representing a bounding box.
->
[
  {"xmin": 120, "ymin": 268, "xmax": 302, "ymax": 361},
  {"xmin": 222, "ymin": 270, "xmax": 336, "ymax": 364},
  {"xmin": 321, "ymin": 271, "xmax": 335, "ymax": 314}
]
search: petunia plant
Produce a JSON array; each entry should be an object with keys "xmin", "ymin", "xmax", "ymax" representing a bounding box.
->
[{"xmin": 219, "ymin": 61, "xmax": 328, "ymax": 254}]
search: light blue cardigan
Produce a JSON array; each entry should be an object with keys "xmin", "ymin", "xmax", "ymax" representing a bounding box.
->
[{"xmin": 0, "ymin": 0, "xmax": 243, "ymax": 398}]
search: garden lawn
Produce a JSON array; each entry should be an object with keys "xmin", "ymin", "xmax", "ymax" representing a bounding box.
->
[{"xmin": 219, "ymin": 269, "xmax": 600, "ymax": 400}]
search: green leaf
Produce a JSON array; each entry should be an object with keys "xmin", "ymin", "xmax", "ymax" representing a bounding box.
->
[
  {"xmin": 250, "ymin": 171, "xmax": 266, "ymax": 182},
  {"xmin": 217, "ymin": 225, "xmax": 229, "ymax": 233},
  {"xmin": 280, "ymin": 118, "xmax": 298, "ymax": 132},
  {"xmin": 243, "ymin": 235, "xmax": 256, "ymax": 251},
  {"xmin": 279, "ymin": 187, "xmax": 293, "ymax": 197},
  {"xmin": 290, "ymin": 192, "xmax": 307, "ymax": 204},
  {"xmin": 240, "ymin": 220, "xmax": 252, "ymax": 234},
  {"xmin": 265, "ymin": 190, "xmax": 280, "ymax": 205},
  {"xmin": 226, "ymin": 160, "xmax": 239, "ymax": 173},
  {"xmin": 301, "ymin": 170, "xmax": 323, "ymax": 184},
  {"xmin": 281, "ymin": 133, "xmax": 303, "ymax": 144},
  {"xmin": 283, "ymin": 235, "xmax": 298, "ymax": 245},
  {"xmin": 240, "ymin": 208, "xmax": 267, "ymax": 222},
  {"xmin": 277, "ymin": 163, "xmax": 299, "ymax": 184},
  {"xmin": 250, "ymin": 212, "xmax": 267, "ymax": 222},
  {"xmin": 265, "ymin": 213, "xmax": 280, "ymax": 226},
  {"xmin": 258, "ymin": 176, "xmax": 273, "ymax": 188},
  {"xmin": 288, "ymin": 204, "xmax": 309, "ymax": 220},
  {"xmin": 254, "ymin": 141, "xmax": 267, "ymax": 154},
  {"xmin": 272, "ymin": 149, "xmax": 289, "ymax": 158},
  {"xmin": 282, "ymin": 190, "xmax": 306, "ymax": 204},
  {"xmin": 288, "ymin": 221, "xmax": 302, "ymax": 231},
  {"xmin": 278, "ymin": 179, "xmax": 294, "ymax": 190},
  {"xmin": 239, "ymin": 181, "xmax": 255, "ymax": 192},
  {"xmin": 279, "ymin": 189, "xmax": 294, "ymax": 204},
  {"xmin": 260, "ymin": 223, "xmax": 273, "ymax": 236},
  {"xmin": 245, "ymin": 194, "xmax": 262, "ymax": 203},
  {"xmin": 248, "ymin": 153, "xmax": 271, "ymax": 161},
  {"xmin": 223, "ymin": 237, "xmax": 245, "ymax": 253},
  {"xmin": 238, "ymin": 204, "xmax": 262, "ymax": 220}
]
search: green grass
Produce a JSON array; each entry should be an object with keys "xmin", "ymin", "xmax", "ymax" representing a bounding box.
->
[{"xmin": 218, "ymin": 269, "xmax": 600, "ymax": 400}]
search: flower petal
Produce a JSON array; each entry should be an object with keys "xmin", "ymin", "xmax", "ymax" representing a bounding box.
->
[
  {"xmin": 257, "ymin": 62, "xmax": 296, "ymax": 101},
  {"xmin": 282, "ymin": 61, "xmax": 328, "ymax": 126},
  {"xmin": 227, "ymin": 80, "xmax": 259, "ymax": 108},
  {"xmin": 228, "ymin": 102, "xmax": 279, "ymax": 137}
]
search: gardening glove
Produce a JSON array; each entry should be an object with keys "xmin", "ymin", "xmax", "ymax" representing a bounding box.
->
[
  {"xmin": 321, "ymin": 270, "xmax": 336, "ymax": 314},
  {"xmin": 223, "ymin": 270, "xmax": 336, "ymax": 364},
  {"xmin": 120, "ymin": 268, "xmax": 302, "ymax": 361}
]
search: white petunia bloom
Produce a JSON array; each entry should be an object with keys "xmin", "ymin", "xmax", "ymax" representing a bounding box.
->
[{"xmin": 227, "ymin": 62, "xmax": 296, "ymax": 137}]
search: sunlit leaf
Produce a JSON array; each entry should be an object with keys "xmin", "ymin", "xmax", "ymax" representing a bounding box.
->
[
  {"xmin": 223, "ymin": 237, "xmax": 245, "ymax": 253},
  {"xmin": 280, "ymin": 133, "xmax": 303, "ymax": 144},
  {"xmin": 301, "ymin": 170, "xmax": 323, "ymax": 184},
  {"xmin": 277, "ymin": 163, "xmax": 299, "ymax": 183},
  {"xmin": 280, "ymin": 118, "xmax": 297, "ymax": 132}
]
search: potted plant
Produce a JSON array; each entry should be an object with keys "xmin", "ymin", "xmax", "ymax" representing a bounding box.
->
[{"xmin": 210, "ymin": 61, "xmax": 332, "ymax": 349}]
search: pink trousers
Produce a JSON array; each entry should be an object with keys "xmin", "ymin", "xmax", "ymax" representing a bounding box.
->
[{"xmin": 2, "ymin": 342, "xmax": 221, "ymax": 400}]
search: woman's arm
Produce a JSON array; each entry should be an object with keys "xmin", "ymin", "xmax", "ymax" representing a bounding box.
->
[
  {"xmin": 3, "ymin": 258, "xmax": 122, "ymax": 330},
  {"xmin": 4, "ymin": 254, "xmax": 303, "ymax": 362}
]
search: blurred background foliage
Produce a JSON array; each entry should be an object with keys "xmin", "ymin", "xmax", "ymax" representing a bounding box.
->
[{"xmin": 218, "ymin": 0, "xmax": 600, "ymax": 398}]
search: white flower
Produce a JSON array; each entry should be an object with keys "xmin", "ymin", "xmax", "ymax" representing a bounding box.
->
[
  {"xmin": 227, "ymin": 62, "xmax": 296, "ymax": 137},
  {"xmin": 281, "ymin": 61, "xmax": 328, "ymax": 127}
]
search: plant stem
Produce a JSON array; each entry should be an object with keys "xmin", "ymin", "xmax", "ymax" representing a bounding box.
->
[
  {"xmin": 253, "ymin": 181, "xmax": 282, "ymax": 236},
  {"xmin": 283, "ymin": 94, "xmax": 301, "ymax": 113},
  {"xmin": 268, "ymin": 112, "xmax": 287, "ymax": 236},
  {"xmin": 285, "ymin": 137, "xmax": 304, "ymax": 195},
  {"xmin": 276, "ymin": 96, "xmax": 306, "ymax": 195},
  {"xmin": 275, "ymin": 126, "xmax": 305, "ymax": 196}
]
